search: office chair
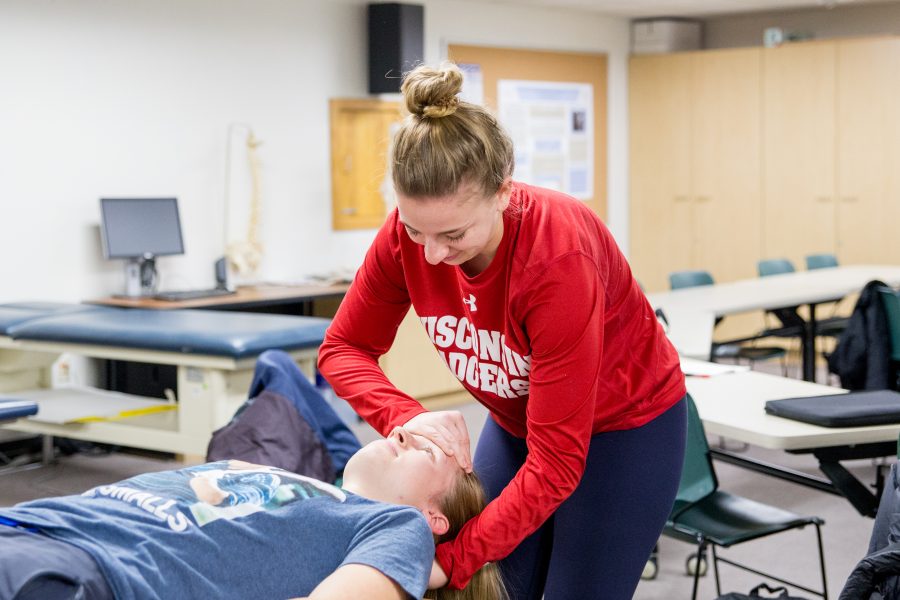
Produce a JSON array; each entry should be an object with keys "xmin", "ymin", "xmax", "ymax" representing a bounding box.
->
[
  {"xmin": 804, "ymin": 254, "xmax": 849, "ymax": 342},
  {"xmin": 663, "ymin": 395, "xmax": 828, "ymax": 600},
  {"xmin": 756, "ymin": 259, "xmax": 807, "ymax": 367},
  {"xmin": 669, "ymin": 270, "xmax": 787, "ymax": 373},
  {"xmin": 806, "ymin": 253, "xmax": 839, "ymax": 270}
]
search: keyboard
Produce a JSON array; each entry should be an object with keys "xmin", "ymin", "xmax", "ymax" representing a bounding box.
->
[{"xmin": 154, "ymin": 288, "xmax": 236, "ymax": 302}]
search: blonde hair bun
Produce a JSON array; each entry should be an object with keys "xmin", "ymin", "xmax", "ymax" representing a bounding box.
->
[{"xmin": 401, "ymin": 63, "xmax": 463, "ymax": 118}]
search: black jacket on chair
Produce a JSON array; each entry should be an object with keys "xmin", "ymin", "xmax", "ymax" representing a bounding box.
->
[
  {"xmin": 828, "ymin": 280, "xmax": 893, "ymax": 391},
  {"xmin": 841, "ymin": 463, "xmax": 900, "ymax": 599}
]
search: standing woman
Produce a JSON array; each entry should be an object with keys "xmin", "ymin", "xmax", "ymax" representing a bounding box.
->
[{"xmin": 318, "ymin": 62, "xmax": 686, "ymax": 599}]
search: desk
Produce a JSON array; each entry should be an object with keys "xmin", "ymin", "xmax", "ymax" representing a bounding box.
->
[
  {"xmin": 650, "ymin": 265, "xmax": 900, "ymax": 381},
  {"xmin": 687, "ymin": 368, "xmax": 900, "ymax": 516},
  {"xmin": 86, "ymin": 283, "xmax": 351, "ymax": 315}
]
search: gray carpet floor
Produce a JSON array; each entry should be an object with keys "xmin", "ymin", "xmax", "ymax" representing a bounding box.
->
[{"xmin": 0, "ymin": 361, "xmax": 883, "ymax": 599}]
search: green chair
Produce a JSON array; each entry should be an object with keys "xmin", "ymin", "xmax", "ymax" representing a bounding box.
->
[
  {"xmin": 876, "ymin": 287, "xmax": 900, "ymax": 389},
  {"xmin": 804, "ymin": 254, "xmax": 849, "ymax": 343},
  {"xmin": 758, "ymin": 258, "xmax": 796, "ymax": 277},
  {"xmin": 806, "ymin": 253, "xmax": 839, "ymax": 270},
  {"xmin": 663, "ymin": 396, "xmax": 828, "ymax": 600},
  {"xmin": 757, "ymin": 259, "xmax": 807, "ymax": 351},
  {"xmin": 669, "ymin": 270, "xmax": 787, "ymax": 372}
]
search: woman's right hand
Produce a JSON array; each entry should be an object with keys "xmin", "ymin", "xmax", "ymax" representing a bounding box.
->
[{"xmin": 403, "ymin": 411, "xmax": 473, "ymax": 472}]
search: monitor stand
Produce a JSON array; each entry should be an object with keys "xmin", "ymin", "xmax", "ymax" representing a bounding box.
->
[{"xmin": 120, "ymin": 254, "xmax": 158, "ymax": 298}]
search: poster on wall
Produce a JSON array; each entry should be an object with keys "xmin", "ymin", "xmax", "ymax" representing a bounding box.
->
[
  {"xmin": 497, "ymin": 80, "xmax": 593, "ymax": 200},
  {"xmin": 458, "ymin": 63, "xmax": 485, "ymax": 106}
]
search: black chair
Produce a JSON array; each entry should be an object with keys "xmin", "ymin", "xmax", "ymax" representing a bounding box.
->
[
  {"xmin": 663, "ymin": 395, "xmax": 828, "ymax": 600},
  {"xmin": 757, "ymin": 258, "xmax": 809, "ymax": 340},
  {"xmin": 669, "ymin": 270, "xmax": 787, "ymax": 374},
  {"xmin": 805, "ymin": 253, "xmax": 849, "ymax": 341}
]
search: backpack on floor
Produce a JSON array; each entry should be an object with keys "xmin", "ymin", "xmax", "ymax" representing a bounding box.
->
[{"xmin": 716, "ymin": 583, "xmax": 810, "ymax": 600}]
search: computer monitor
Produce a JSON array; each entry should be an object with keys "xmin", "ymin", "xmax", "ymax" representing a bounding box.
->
[{"xmin": 100, "ymin": 198, "xmax": 185, "ymax": 297}]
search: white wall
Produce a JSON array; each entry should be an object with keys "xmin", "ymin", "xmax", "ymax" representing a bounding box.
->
[
  {"xmin": 0, "ymin": 0, "xmax": 629, "ymax": 302},
  {"xmin": 703, "ymin": 1, "xmax": 900, "ymax": 49}
]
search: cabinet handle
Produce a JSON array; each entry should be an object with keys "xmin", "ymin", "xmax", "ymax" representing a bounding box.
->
[
  {"xmin": 674, "ymin": 195, "xmax": 691, "ymax": 203},
  {"xmin": 341, "ymin": 207, "xmax": 357, "ymax": 215},
  {"xmin": 815, "ymin": 196, "xmax": 833, "ymax": 203},
  {"xmin": 840, "ymin": 196, "xmax": 859, "ymax": 203},
  {"xmin": 695, "ymin": 196, "xmax": 711, "ymax": 203}
]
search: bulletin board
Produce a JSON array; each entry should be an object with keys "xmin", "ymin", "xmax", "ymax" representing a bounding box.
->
[{"xmin": 448, "ymin": 45, "xmax": 608, "ymax": 218}]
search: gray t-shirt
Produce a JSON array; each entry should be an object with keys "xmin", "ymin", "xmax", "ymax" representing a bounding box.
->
[{"xmin": 0, "ymin": 461, "xmax": 433, "ymax": 600}]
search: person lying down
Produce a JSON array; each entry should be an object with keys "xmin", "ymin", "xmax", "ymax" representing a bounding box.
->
[{"xmin": 0, "ymin": 427, "xmax": 506, "ymax": 600}]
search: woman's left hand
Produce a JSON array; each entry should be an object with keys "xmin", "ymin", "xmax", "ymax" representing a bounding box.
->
[
  {"xmin": 428, "ymin": 558, "xmax": 449, "ymax": 589},
  {"xmin": 403, "ymin": 410, "xmax": 472, "ymax": 472}
]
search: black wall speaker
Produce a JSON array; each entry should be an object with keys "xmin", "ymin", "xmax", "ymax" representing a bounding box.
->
[{"xmin": 367, "ymin": 3, "xmax": 424, "ymax": 94}]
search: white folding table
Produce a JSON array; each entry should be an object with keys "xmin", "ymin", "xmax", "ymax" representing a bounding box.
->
[
  {"xmin": 687, "ymin": 368, "xmax": 900, "ymax": 516},
  {"xmin": 650, "ymin": 265, "xmax": 900, "ymax": 381}
]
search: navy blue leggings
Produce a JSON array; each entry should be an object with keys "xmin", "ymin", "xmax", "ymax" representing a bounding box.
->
[{"xmin": 474, "ymin": 396, "xmax": 687, "ymax": 600}]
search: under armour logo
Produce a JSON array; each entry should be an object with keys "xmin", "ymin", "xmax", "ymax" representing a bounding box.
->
[{"xmin": 463, "ymin": 294, "xmax": 477, "ymax": 312}]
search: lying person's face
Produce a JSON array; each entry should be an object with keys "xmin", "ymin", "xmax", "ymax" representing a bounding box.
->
[{"xmin": 344, "ymin": 427, "xmax": 460, "ymax": 534}]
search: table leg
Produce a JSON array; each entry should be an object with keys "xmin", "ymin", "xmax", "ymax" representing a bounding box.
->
[
  {"xmin": 803, "ymin": 303, "xmax": 818, "ymax": 382},
  {"xmin": 711, "ymin": 441, "xmax": 893, "ymax": 518}
]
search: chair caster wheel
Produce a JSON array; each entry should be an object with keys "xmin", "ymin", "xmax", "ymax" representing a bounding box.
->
[
  {"xmin": 685, "ymin": 553, "xmax": 708, "ymax": 577},
  {"xmin": 641, "ymin": 557, "xmax": 658, "ymax": 580}
]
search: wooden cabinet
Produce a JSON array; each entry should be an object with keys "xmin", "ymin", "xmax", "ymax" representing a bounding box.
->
[
  {"xmin": 329, "ymin": 99, "xmax": 402, "ymax": 230},
  {"xmin": 631, "ymin": 37, "xmax": 900, "ymax": 294},
  {"xmin": 691, "ymin": 49, "xmax": 764, "ymax": 284},
  {"xmin": 762, "ymin": 38, "xmax": 900, "ymax": 266},
  {"xmin": 835, "ymin": 38, "xmax": 900, "ymax": 265},
  {"xmin": 630, "ymin": 48, "xmax": 762, "ymax": 293},
  {"xmin": 629, "ymin": 53, "xmax": 692, "ymax": 292},
  {"xmin": 762, "ymin": 42, "xmax": 837, "ymax": 264}
]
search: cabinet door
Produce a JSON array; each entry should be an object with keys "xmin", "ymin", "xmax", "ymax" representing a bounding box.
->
[
  {"xmin": 763, "ymin": 42, "xmax": 837, "ymax": 266},
  {"xmin": 330, "ymin": 99, "xmax": 402, "ymax": 230},
  {"xmin": 691, "ymin": 48, "xmax": 763, "ymax": 283},
  {"xmin": 629, "ymin": 53, "xmax": 693, "ymax": 292},
  {"xmin": 836, "ymin": 38, "xmax": 900, "ymax": 265}
]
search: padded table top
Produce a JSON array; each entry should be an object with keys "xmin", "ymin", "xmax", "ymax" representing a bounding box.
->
[
  {"xmin": 0, "ymin": 302, "xmax": 100, "ymax": 336},
  {"xmin": 7, "ymin": 307, "xmax": 331, "ymax": 359},
  {"xmin": 0, "ymin": 398, "xmax": 39, "ymax": 421}
]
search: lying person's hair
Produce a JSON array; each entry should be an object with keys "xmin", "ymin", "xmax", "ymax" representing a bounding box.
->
[{"xmin": 425, "ymin": 470, "xmax": 508, "ymax": 600}]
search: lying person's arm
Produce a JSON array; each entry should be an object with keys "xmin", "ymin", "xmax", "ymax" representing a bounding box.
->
[{"xmin": 291, "ymin": 564, "xmax": 407, "ymax": 600}]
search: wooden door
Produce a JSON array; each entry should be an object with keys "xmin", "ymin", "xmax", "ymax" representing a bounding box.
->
[
  {"xmin": 628, "ymin": 53, "xmax": 693, "ymax": 292},
  {"xmin": 763, "ymin": 42, "xmax": 837, "ymax": 267},
  {"xmin": 836, "ymin": 38, "xmax": 900, "ymax": 264},
  {"xmin": 691, "ymin": 48, "xmax": 763, "ymax": 283},
  {"xmin": 330, "ymin": 99, "xmax": 402, "ymax": 230}
]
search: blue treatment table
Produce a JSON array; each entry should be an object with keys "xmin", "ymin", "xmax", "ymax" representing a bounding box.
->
[
  {"xmin": 0, "ymin": 303, "xmax": 330, "ymax": 455},
  {"xmin": 0, "ymin": 399, "xmax": 38, "ymax": 421}
]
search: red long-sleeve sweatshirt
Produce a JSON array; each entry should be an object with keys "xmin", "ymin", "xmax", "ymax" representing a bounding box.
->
[{"xmin": 318, "ymin": 182, "xmax": 685, "ymax": 589}]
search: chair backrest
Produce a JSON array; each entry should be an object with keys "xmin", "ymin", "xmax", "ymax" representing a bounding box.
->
[
  {"xmin": 671, "ymin": 395, "xmax": 718, "ymax": 518},
  {"xmin": 876, "ymin": 286, "xmax": 900, "ymax": 362},
  {"xmin": 806, "ymin": 253, "xmax": 838, "ymax": 270},
  {"xmin": 758, "ymin": 258, "xmax": 796, "ymax": 277},
  {"xmin": 669, "ymin": 269, "xmax": 715, "ymax": 290}
]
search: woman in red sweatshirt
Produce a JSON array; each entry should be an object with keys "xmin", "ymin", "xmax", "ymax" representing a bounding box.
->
[{"xmin": 318, "ymin": 62, "xmax": 686, "ymax": 600}]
